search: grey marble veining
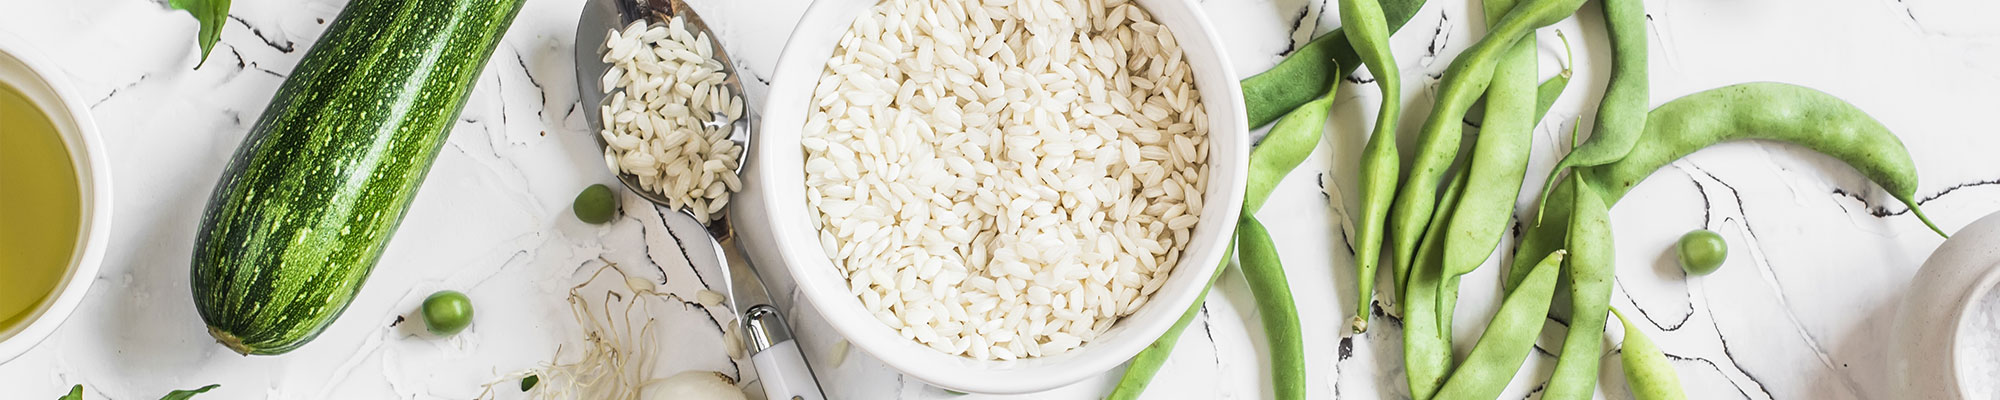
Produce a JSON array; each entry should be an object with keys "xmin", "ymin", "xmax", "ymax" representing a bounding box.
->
[{"xmin": 2, "ymin": 0, "xmax": 1998, "ymax": 398}]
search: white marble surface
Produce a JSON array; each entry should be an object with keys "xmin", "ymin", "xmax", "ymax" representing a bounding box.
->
[{"xmin": 4, "ymin": 0, "xmax": 2000, "ymax": 398}]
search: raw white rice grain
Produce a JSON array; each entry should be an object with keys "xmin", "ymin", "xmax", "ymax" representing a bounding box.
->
[
  {"xmin": 804, "ymin": 0, "xmax": 1206, "ymax": 361},
  {"xmin": 596, "ymin": 16, "xmax": 742, "ymax": 221},
  {"xmin": 695, "ymin": 289, "xmax": 726, "ymax": 307}
]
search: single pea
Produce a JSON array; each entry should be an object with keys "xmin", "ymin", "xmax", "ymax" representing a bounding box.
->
[
  {"xmin": 520, "ymin": 375, "xmax": 539, "ymax": 391},
  {"xmin": 423, "ymin": 290, "xmax": 474, "ymax": 336},
  {"xmin": 1676, "ymin": 229, "xmax": 1727, "ymax": 275},
  {"xmin": 573, "ymin": 184, "xmax": 617, "ymax": 224}
]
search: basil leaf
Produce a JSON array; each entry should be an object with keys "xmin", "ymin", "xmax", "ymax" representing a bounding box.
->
[
  {"xmin": 158, "ymin": 384, "xmax": 219, "ymax": 400},
  {"xmin": 58, "ymin": 385, "xmax": 82, "ymax": 400},
  {"xmin": 166, "ymin": 0, "xmax": 231, "ymax": 68}
]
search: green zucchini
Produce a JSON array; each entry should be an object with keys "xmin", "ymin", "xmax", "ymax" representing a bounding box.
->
[{"xmin": 191, "ymin": 0, "xmax": 523, "ymax": 355}]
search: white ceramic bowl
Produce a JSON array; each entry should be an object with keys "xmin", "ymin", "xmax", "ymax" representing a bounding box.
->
[
  {"xmin": 0, "ymin": 34, "xmax": 113, "ymax": 364},
  {"xmin": 732, "ymin": 0, "xmax": 1247, "ymax": 393},
  {"xmin": 1891, "ymin": 210, "xmax": 2000, "ymax": 399}
]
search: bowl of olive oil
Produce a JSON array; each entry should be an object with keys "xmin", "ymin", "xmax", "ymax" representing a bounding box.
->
[{"xmin": 0, "ymin": 34, "xmax": 111, "ymax": 364}]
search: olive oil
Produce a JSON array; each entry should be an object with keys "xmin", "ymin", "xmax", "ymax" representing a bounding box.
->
[{"xmin": 0, "ymin": 82, "xmax": 78, "ymax": 333}]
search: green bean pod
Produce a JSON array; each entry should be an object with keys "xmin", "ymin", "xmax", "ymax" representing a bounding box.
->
[
  {"xmin": 1437, "ymin": 275, "xmax": 1460, "ymax": 345},
  {"xmin": 1403, "ymin": 164, "xmax": 1470, "ymax": 303},
  {"xmin": 1420, "ymin": 167, "xmax": 1470, "ymax": 338},
  {"xmin": 1536, "ymin": 0, "xmax": 1649, "ymax": 222},
  {"xmin": 1402, "ymin": 168, "xmax": 1468, "ymax": 400},
  {"xmin": 1245, "ymin": 73, "xmax": 1343, "ymax": 212},
  {"xmin": 1470, "ymin": 68, "xmax": 1570, "ymax": 130},
  {"xmin": 1487, "ymin": 70, "xmax": 1573, "ymax": 295},
  {"xmin": 1432, "ymin": 249, "xmax": 1567, "ymax": 399},
  {"xmin": 1237, "ymin": 216, "xmax": 1306, "ymax": 400},
  {"xmin": 1438, "ymin": 0, "xmax": 1541, "ymax": 280},
  {"xmin": 1543, "ymin": 174, "xmax": 1615, "ymax": 400},
  {"xmin": 1339, "ymin": 0, "xmax": 1405, "ymax": 333},
  {"xmin": 1506, "ymin": 175, "xmax": 1576, "ymax": 291},
  {"xmin": 1351, "ymin": 131, "xmax": 1401, "ymax": 333},
  {"xmin": 1429, "ymin": 29, "xmax": 1571, "ymax": 330},
  {"xmin": 1591, "ymin": 82, "xmax": 1944, "ymax": 235},
  {"xmin": 1386, "ymin": 32, "xmax": 1572, "ymax": 299},
  {"xmin": 1387, "ymin": 0, "xmax": 1587, "ymax": 287},
  {"xmin": 1435, "ymin": 121, "xmax": 1576, "ymax": 367},
  {"xmin": 1613, "ymin": 308, "xmax": 1689, "ymax": 400},
  {"xmin": 1243, "ymin": 0, "xmax": 1428, "ymax": 128},
  {"xmin": 1110, "ymin": 66, "xmax": 1346, "ymax": 400},
  {"xmin": 1507, "ymin": 82, "xmax": 1948, "ymax": 290},
  {"xmin": 1537, "ymin": 74, "xmax": 1569, "ymax": 119}
]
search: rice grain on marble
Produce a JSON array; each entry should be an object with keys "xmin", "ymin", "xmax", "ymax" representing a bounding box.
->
[
  {"xmin": 803, "ymin": 0, "xmax": 1208, "ymax": 360},
  {"xmin": 723, "ymin": 318, "xmax": 746, "ymax": 360},
  {"xmin": 598, "ymin": 17, "xmax": 745, "ymax": 221},
  {"xmin": 695, "ymin": 289, "xmax": 726, "ymax": 307}
]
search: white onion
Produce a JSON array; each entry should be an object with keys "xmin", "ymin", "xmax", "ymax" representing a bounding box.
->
[{"xmin": 643, "ymin": 371, "xmax": 746, "ymax": 400}]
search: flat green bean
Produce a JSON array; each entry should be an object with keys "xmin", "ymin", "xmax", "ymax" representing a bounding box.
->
[
  {"xmin": 1402, "ymin": 167, "xmax": 1467, "ymax": 400},
  {"xmin": 1246, "ymin": 74, "xmax": 1343, "ymax": 212},
  {"xmin": 1402, "ymin": 166, "xmax": 1469, "ymax": 304},
  {"xmin": 1243, "ymin": 0, "xmax": 1428, "ymax": 128},
  {"xmin": 1387, "ymin": 0, "xmax": 1586, "ymax": 290},
  {"xmin": 1401, "ymin": 35, "xmax": 1567, "ymax": 299},
  {"xmin": 1543, "ymin": 174, "xmax": 1614, "ymax": 400},
  {"xmin": 1438, "ymin": 0, "xmax": 1541, "ymax": 280},
  {"xmin": 1437, "ymin": 121, "xmax": 1576, "ymax": 357},
  {"xmin": 1536, "ymin": 0, "xmax": 1649, "ymax": 222},
  {"xmin": 1421, "ymin": 167, "xmax": 1469, "ymax": 338},
  {"xmin": 1536, "ymin": 77, "xmax": 1568, "ymax": 120},
  {"xmin": 1429, "ymin": 31, "xmax": 1573, "ymax": 341},
  {"xmin": 1440, "ymin": 74, "xmax": 1575, "ymax": 296},
  {"xmin": 1613, "ymin": 308, "xmax": 1689, "ymax": 400},
  {"xmin": 1339, "ymin": 0, "xmax": 1405, "ymax": 333},
  {"xmin": 1432, "ymin": 249, "xmax": 1567, "ymax": 399},
  {"xmin": 1237, "ymin": 216, "xmax": 1305, "ymax": 400},
  {"xmin": 1507, "ymin": 176, "xmax": 1575, "ymax": 291},
  {"xmin": 1508, "ymin": 82, "xmax": 1950, "ymax": 290},
  {"xmin": 1590, "ymin": 82, "xmax": 1944, "ymax": 235}
]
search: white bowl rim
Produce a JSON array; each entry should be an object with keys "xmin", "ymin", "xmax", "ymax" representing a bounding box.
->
[
  {"xmin": 0, "ymin": 32, "xmax": 113, "ymax": 364},
  {"xmin": 753, "ymin": 0, "xmax": 1247, "ymax": 393}
]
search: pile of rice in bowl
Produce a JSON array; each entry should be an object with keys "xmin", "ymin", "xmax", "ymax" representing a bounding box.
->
[{"xmin": 803, "ymin": 0, "xmax": 1209, "ymax": 360}]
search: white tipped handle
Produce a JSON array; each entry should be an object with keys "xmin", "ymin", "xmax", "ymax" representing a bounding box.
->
[{"xmin": 751, "ymin": 339, "xmax": 826, "ymax": 400}]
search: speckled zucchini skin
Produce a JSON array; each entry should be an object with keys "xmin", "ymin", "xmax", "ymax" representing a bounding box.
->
[{"xmin": 191, "ymin": 0, "xmax": 523, "ymax": 355}]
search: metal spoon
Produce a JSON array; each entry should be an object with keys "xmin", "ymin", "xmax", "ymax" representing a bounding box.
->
[
  {"xmin": 575, "ymin": 0, "xmax": 748, "ymax": 226},
  {"xmin": 575, "ymin": 1, "xmax": 826, "ymax": 399}
]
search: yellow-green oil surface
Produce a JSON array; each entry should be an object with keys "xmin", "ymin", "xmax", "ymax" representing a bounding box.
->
[{"xmin": 0, "ymin": 83, "xmax": 79, "ymax": 332}]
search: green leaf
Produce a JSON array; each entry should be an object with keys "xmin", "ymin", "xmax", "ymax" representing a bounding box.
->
[
  {"xmin": 58, "ymin": 385, "xmax": 82, "ymax": 400},
  {"xmin": 158, "ymin": 384, "xmax": 219, "ymax": 400},
  {"xmin": 166, "ymin": 0, "xmax": 231, "ymax": 68}
]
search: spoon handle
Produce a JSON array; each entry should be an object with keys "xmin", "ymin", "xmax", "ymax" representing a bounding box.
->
[{"xmin": 746, "ymin": 305, "xmax": 828, "ymax": 400}]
